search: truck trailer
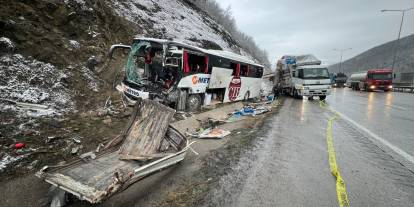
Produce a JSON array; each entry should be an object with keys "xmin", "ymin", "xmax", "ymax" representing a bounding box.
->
[
  {"xmin": 275, "ymin": 54, "xmax": 331, "ymax": 100},
  {"xmin": 349, "ymin": 69, "xmax": 392, "ymax": 92}
]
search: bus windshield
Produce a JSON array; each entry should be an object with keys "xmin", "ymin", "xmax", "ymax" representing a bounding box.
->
[
  {"xmin": 125, "ymin": 41, "xmax": 165, "ymax": 84},
  {"xmin": 299, "ymin": 68, "xmax": 330, "ymax": 79}
]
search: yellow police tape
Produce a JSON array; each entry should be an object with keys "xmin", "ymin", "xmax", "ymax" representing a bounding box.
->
[{"xmin": 320, "ymin": 101, "xmax": 350, "ymax": 207}]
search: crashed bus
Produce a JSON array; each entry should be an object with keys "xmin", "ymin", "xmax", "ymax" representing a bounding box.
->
[{"xmin": 109, "ymin": 38, "xmax": 264, "ymax": 111}]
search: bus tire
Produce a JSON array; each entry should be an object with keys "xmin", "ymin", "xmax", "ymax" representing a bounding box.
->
[
  {"xmin": 319, "ymin": 95, "xmax": 326, "ymax": 101},
  {"xmin": 244, "ymin": 91, "xmax": 250, "ymax": 101},
  {"xmin": 186, "ymin": 94, "xmax": 201, "ymax": 112},
  {"xmin": 308, "ymin": 96, "xmax": 314, "ymax": 100}
]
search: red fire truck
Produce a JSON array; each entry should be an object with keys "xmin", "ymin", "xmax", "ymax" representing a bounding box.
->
[{"xmin": 349, "ymin": 69, "xmax": 393, "ymax": 92}]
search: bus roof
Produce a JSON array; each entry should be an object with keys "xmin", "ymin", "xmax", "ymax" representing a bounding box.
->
[{"xmin": 133, "ymin": 37, "xmax": 264, "ymax": 68}]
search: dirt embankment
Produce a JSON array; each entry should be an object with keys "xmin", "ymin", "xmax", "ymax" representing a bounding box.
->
[
  {"xmin": 0, "ymin": 0, "xmax": 138, "ymax": 180},
  {"xmin": 0, "ymin": 99, "xmax": 281, "ymax": 207}
]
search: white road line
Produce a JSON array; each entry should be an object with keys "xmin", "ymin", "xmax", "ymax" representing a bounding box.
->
[
  {"xmin": 385, "ymin": 104, "xmax": 406, "ymax": 110},
  {"xmin": 332, "ymin": 108, "xmax": 414, "ymax": 165}
]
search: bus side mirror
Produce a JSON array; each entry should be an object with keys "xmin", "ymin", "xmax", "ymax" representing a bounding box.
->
[{"xmin": 108, "ymin": 44, "xmax": 131, "ymax": 59}]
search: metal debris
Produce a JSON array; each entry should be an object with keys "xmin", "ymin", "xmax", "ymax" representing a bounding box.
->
[{"xmin": 79, "ymin": 152, "xmax": 96, "ymax": 160}]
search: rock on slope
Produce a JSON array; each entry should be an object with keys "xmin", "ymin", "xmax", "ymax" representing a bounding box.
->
[{"xmin": 328, "ymin": 34, "xmax": 414, "ymax": 83}]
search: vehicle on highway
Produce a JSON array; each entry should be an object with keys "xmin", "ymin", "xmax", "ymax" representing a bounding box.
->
[
  {"xmin": 275, "ymin": 54, "xmax": 331, "ymax": 100},
  {"xmin": 332, "ymin": 72, "xmax": 347, "ymax": 88},
  {"xmin": 349, "ymin": 69, "xmax": 393, "ymax": 92},
  {"xmin": 109, "ymin": 38, "xmax": 264, "ymax": 111}
]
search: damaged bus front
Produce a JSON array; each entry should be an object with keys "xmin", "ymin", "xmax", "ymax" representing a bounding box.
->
[
  {"xmin": 110, "ymin": 38, "xmax": 186, "ymax": 109},
  {"xmin": 109, "ymin": 38, "xmax": 264, "ymax": 111}
]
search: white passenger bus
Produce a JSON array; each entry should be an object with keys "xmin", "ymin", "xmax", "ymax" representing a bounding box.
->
[{"xmin": 109, "ymin": 38, "xmax": 264, "ymax": 111}]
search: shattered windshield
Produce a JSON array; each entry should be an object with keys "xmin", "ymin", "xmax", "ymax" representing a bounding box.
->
[
  {"xmin": 125, "ymin": 41, "xmax": 152, "ymax": 84},
  {"xmin": 301, "ymin": 68, "xmax": 330, "ymax": 79}
]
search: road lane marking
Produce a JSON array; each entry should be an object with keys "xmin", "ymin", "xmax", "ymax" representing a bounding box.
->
[
  {"xmin": 320, "ymin": 101, "xmax": 350, "ymax": 207},
  {"xmin": 332, "ymin": 109, "xmax": 414, "ymax": 165}
]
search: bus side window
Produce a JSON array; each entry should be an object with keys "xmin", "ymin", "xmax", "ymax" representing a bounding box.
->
[
  {"xmin": 241, "ymin": 64, "xmax": 248, "ymax": 77},
  {"xmin": 248, "ymin": 66, "xmax": 257, "ymax": 78},
  {"xmin": 230, "ymin": 62, "xmax": 238, "ymax": 76},
  {"xmin": 256, "ymin": 67, "xmax": 263, "ymax": 78}
]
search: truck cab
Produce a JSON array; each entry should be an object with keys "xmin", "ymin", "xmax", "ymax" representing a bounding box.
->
[
  {"xmin": 350, "ymin": 68, "xmax": 392, "ymax": 92},
  {"xmin": 276, "ymin": 54, "xmax": 331, "ymax": 100},
  {"xmin": 292, "ymin": 65, "xmax": 332, "ymax": 100},
  {"xmin": 365, "ymin": 69, "xmax": 393, "ymax": 91}
]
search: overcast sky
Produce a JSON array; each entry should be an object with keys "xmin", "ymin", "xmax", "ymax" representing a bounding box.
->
[{"xmin": 218, "ymin": 0, "xmax": 414, "ymax": 67}]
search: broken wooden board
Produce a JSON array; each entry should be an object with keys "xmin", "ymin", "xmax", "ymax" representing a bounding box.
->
[{"xmin": 118, "ymin": 99, "xmax": 175, "ymax": 160}]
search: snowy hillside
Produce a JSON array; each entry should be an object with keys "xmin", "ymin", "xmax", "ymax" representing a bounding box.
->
[
  {"xmin": 0, "ymin": 0, "xmax": 264, "ymax": 117},
  {"xmin": 328, "ymin": 34, "xmax": 414, "ymax": 83},
  {"xmin": 111, "ymin": 0, "xmax": 233, "ymax": 50}
]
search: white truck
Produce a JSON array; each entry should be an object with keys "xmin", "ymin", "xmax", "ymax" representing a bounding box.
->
[{"xmin": 275, "ymin": 54, "xmax": 331, "ymax": 100}]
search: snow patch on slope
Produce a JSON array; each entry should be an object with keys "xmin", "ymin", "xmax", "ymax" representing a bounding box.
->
[
  {"xmin": 0, "ymin": 38, "xmax": 73, "ymax": 117},
  {"xmin": 110, "ymin": 0, "xmax": 232, "ymax": 50}
]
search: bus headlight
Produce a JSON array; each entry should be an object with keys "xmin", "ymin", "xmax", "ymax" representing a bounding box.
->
[
  {"xmin": 370, "ymin": 85, "xmax": 376, "ymax": 89},
  {"xmin": 388, "ymin": 85, "xmax": 393, "ymax": 89}
]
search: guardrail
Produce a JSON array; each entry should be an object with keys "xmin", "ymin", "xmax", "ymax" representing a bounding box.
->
[{"xmin": 393, "ymin": 83, "xmax": 414, "ymax": 93}]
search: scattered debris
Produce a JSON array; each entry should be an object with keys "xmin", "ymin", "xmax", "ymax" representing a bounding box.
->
[
  {"xmin": 36, "ymin": 99, "xmax": 189, "ymax": 204},
  {"xmin": 95, "ymin": 143, "xmax": 104, "ymax": 153},
  {"xmin": 14, "ymin": 142, "xmax": 26, "ymax": 149},
  {"xmin": 27, "ymin": 160, "xmax": 39, "ymax": 170},
  {"xmin": 119, "ymin": 99, "xmax": 175, "ymax": 160},
  {"xmin": 71, "ymin": 147, "xmax": 79, "ymax": 154},
  {"xmin": 79, "ymin": 151, "xmax": 96, "ymax": 160},
  {"xmin": 175, "ymin": 111, "xmax": 194, "ymax": 120},
  {"xmin": 46, "ymin": 136, "xmax": 60, "ymax": 143},
  {"xmin": 72, "ymin": 137, "xmax": 81, "ymax": 144},
  {"xmin": 232, "ymin": 104, "xmax": 272, "ymax": 117},
  {"xmin": 187, "ymin": 128, "xmax": 231, "ymax": 139}
]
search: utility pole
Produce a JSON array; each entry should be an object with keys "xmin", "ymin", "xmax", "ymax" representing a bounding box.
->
[
  {"xmin": 333, "ymin": 48, "xmax": 352, "ymax": 74},
  {"xmin": 381, "ymin": 7, "xmax": 414, "ymax": 80}
]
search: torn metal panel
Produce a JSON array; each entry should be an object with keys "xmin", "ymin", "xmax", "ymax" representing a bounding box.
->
[
  {"xmin": 36, "ymin": 99, "xmax": 188, "ymax": 204},
  {"xmin": 118, "ymin": 99, "xmax": 175, "ymax": 160}
]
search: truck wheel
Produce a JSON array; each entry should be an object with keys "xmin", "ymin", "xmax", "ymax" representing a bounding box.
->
[
  {"xmin": 293, "ymin": 89, "xmax": 302, "ymax": 99},
  {"xmin": 186, "ymin": 94, "xmax": 201, "ymax": 111},
  {"xmin": 319, "ymin": 95, "xmax": 326, "ymax": 101}
]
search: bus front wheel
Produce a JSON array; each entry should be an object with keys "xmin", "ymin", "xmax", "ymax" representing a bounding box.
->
[
  {"xmin": 319, "ymin": 95, "xmax": 326, "ymax": 101},
  {"xmin": 186, "ymin": 94, "xmax": 201, "ymax": 111}
]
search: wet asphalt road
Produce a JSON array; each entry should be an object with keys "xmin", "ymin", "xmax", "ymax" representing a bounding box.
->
[{"xmin": 204, "ymin": 89, "xmax": 414, "ymax": 207}]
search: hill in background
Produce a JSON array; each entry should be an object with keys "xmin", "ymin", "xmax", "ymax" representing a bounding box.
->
[{"xmin": 328, "ymin": 34, "xmax": 414, "ymax": 84}]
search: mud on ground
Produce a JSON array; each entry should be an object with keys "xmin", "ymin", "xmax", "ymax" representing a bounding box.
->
[{"xmin": 153, "ymin": 100, "xmax": 283, "ymax": 207}]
